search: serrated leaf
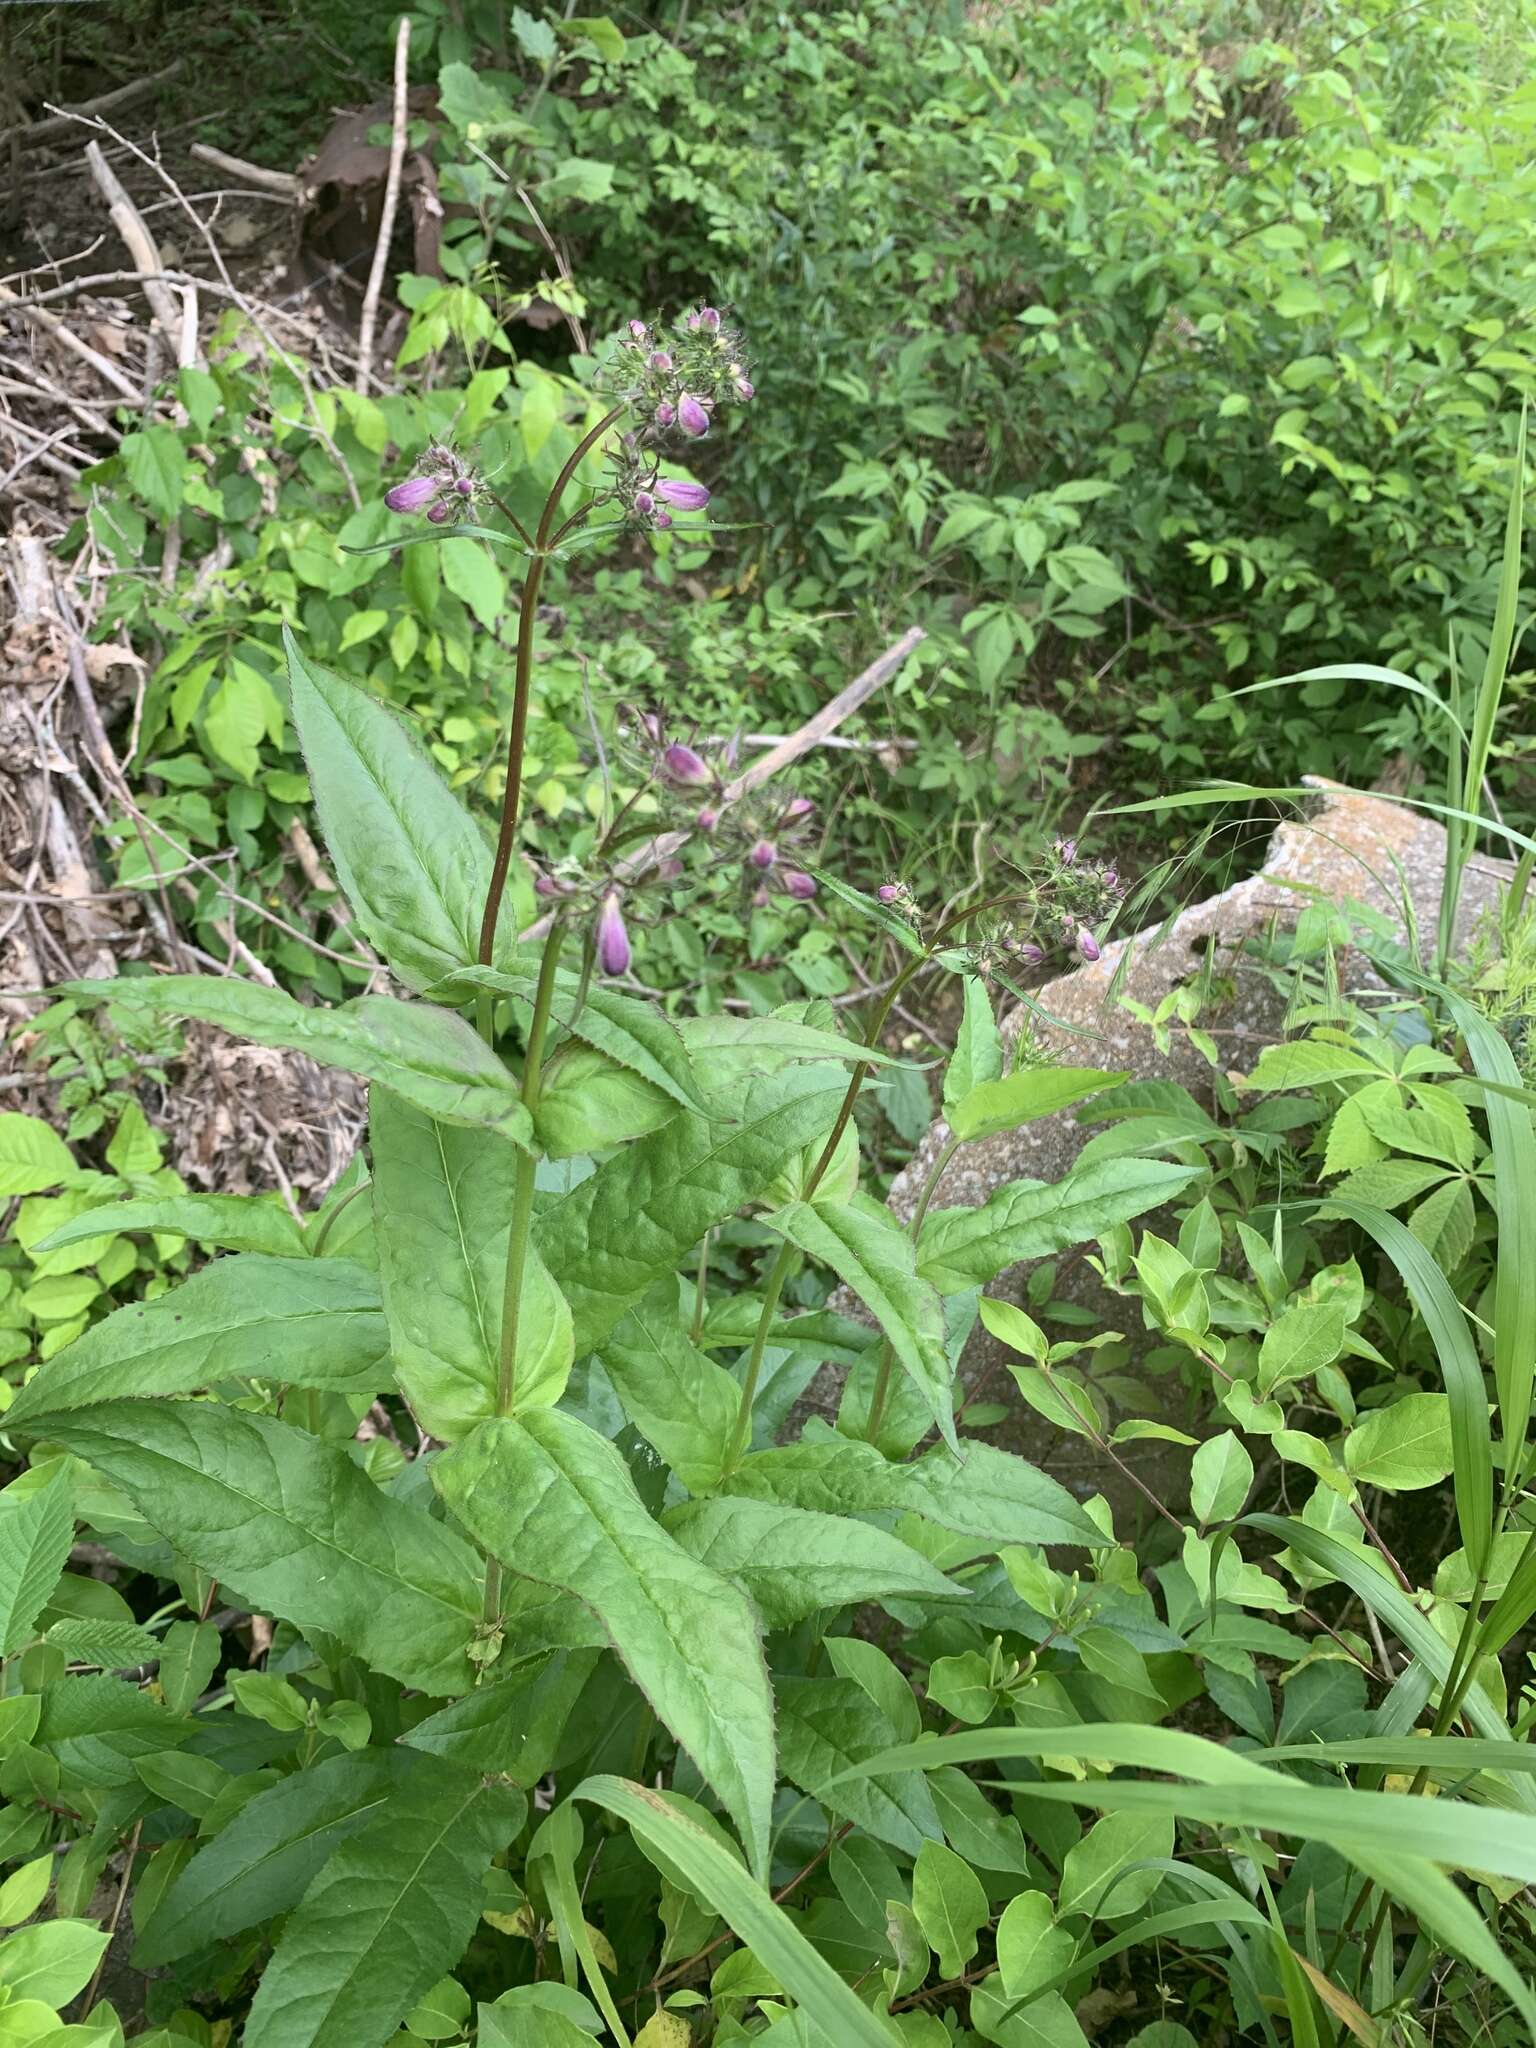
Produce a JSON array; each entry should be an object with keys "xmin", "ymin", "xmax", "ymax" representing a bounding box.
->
[
  {"xmin": 770, "ymin": 1196, "xmax": 956, "ymax": 1450},
  {"xmin": 46, "ymin": 1617, "xmax": 161, "ymax": 1668},
  {"xmin": 597, "ymin": 1293, "xmax": 740, "ymax": 1492},
  {"xmin": 35, "ymin": 1676, "xmax": 193, "ymax": 1787},
  {"xmin": 950, "ymin": 1066, "xmax": 1126, "ymax": 1144},
  {"xmin": 437, "ymin": 1409, "xmax": 776, "ymax": 1878},
  {"xmin": 42, "ymin": 1402, "xmax": 481, "ymax": 1695},
  {"xmin": 943, "ymin": 979, "xmax": 1004, "ymax": 1115},
  {"xmin": 371, "ymin": 1090, "xmax": 571, "ymax": 1438},
  {"xmin": 243, "ymin": 1759, "xmax": 522, "ymax": 2048},
  {"xmin": 777, "ymin": 1676, "xmax": 941, "ymax": 1856},
  {"xmin": 36, "ymin": 1192, "xmax": 307, "ymax": 1258},
  {"xmin": 64, "ymin": 976, "xmax": 531, "ymax": 1142},
  {"xmin": 536, "ymin": 1063, "xmax": 851, "ymax": 1352},
  {"xmin": 9, "ymin": 1256, "xmax": 387, "ymax": 1426},
  {"xmin": 0, "ymin": 1470, "xmax": 74, "ymax": 1656},
  {"xmin": 284, "ymin": 632, "xmax": 529, "ymax": 989},
  {"xmin": 723, "ymin": 1435, "xmax": 1106, "ymax": 1550},
  {"xmin": 135, "ymin": 1748, "xmax": 411, "ymax": 1965},
  {"xmin": 918, "ymin": 1159, "xmax": 1200, "ymax": 1292},
  {"xmin": 662, "ymin": 1497, "xmax": 957, "ymax": 1626}
]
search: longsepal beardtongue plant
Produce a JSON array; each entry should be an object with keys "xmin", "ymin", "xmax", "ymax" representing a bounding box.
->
[{"xmin": 10, "ymin": 308, "xmax": 1536, "ymax": 2048}]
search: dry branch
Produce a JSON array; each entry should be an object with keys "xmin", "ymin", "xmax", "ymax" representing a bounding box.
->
[
  {"xmin": 356, "ymin": 16, "xmax": 411, "ymax": 395},
  {"xmin": 1, "ymin": 64, "xmax": 182, "ymax": 150},
  {"xmin": 188, "ymin": 143, "xmax": 302, "ymax": 200},
  {"xmin": 83, "ymin": 141, "xmax": 181, "ymax": 338}
]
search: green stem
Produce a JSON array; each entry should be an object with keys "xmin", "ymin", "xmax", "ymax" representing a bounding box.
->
[
  {"xmin": 866, "ymin": 1133, "xmax": 962, "ymax": 1444},
  {"xmin": 306, "ymin": 1179, "xmax": 367, "ymax": 1258},
  {"xmin": 496, "ymin": 922, "xmax": 566, "ymax": 1415},
  {"xmin": 910, "ymin": 1132, "xmax": 961, "ymax": 1236},
  {"xmin": 723, "ymin": 1238, "xmax": 797, "ymax": 1476},
  {"xmin": 689, "ymin": 1229, "xmax": 711, "ymax": 1345}
]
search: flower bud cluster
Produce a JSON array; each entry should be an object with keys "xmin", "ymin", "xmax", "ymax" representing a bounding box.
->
[
  {"xmin": 902, "ymin": 842, "xmax": 1126, "ymax": 981},
  {"xmin": 382, "ymin": 442, "xmax": 480, "ymax": 524},
  {"xmin": 606, "ymin": 307, "xmax": 754, "ymax": 443}
]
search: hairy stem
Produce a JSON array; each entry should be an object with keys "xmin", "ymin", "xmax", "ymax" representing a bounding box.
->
[{"xmin": 496, "ymin": 922, "xmax": 566, "ymax": 1415}]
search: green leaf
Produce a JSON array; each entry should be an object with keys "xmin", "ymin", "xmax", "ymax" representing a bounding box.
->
[
  {"xmin": 662, "ymin": 1497, "xmax": 957, "ymax": 1626},
  {"xmin": 437, "ymin": 1409, "xmax": 776, "ymax": 1878},
  {"xmin": 1256, "ymin": 1299, "xmax": 1346, "ymax": 1394},
  {"xmin": 36, "ymin": 1194, "xmax": 307, "ymax": 1259},
  {"xmin": 561, "ymin": 15, "xmax": 625, "ymax": 61},
  {"xmin": 597, "ymin": 1294, "xmax": 740, "ymax": 1492},
  {"xmin": 155, "ymin": 1618, "xmax": 221, "ymax": 1716},
  {"xmin": 403, "ymin": 1649, "xmax": 599, "ymax": 1783},
  {"xmin": 912, "ymin": 1839, "xmax": 988, "ymax": 1978},
  {"xmin": 918, "ymin": 1159, "xmax": 1200, "ymax": 1292},
  {"xmin": 9, "ymin": 1256, "xmax": 387, "ymax": 1427},
  {"xmin": 724, "ymin": 1435, "xmax": 1107, "ymax": 1550},
  {"xmin": 284, "ymin": 632, "xmax": 528, "ymax": 990},
  {"xmin": 371, "ymin": 1091, "xmax": 570, "ymax": 1439},
  {"xmin": 0, "ymin": 1921, "xmax": 109, "ymax": 2007},
  {"xmin": 1058, "ymin": 1809, "xmax": 1172, "ymax": 1920},
  {"xmin": 448, "ymin": 968, "xmax": 709, "ymax": 1116},
  {"xmin": 64, "ymin": 976, "xmax": 532, "ymax": 1142},
  {"xmin": 0, "ymin": 1470, "xmax": 74, "ymax": 1656},
  {"xmin": 943, "ymin": 979, "xmax": 1004, "ymax": 1115},
  {"xmin": 950, "ymin": 1067, "xmax": 1126, "ymax": 1145},
  {"xmin": 0, "ymin": 1113, "xmax": 76, "ymax": 1197},
  {"xmin": 1344, "ymin": 1394, "xmax": 1454, "ymax": 1491},
  {"xmin": 243, "ymin": 1759, "xmax": 522, "ymax": 2048},
  {"xmin": 133, "ymin": 1749, "xmax": 231, "ymax": 1818},
  {"xmin": 43, "ymin": 1402, "xmax": 482, "ymax": 1695},
  {"xmin": 1189, "ymin": 1431, "xmax": 1253, "ymax": 1526},
  {"xmin": 511, "ymin": 4, "xmax": 557, "ymax": 61},
  {"xmin": 770, "ymin": 1196, "xmax": 956, "ymax": 1451},
  {"xmin": 35, "ymin": 1676, "xmax": 192, "ymax": 1788},
  {"xmin": 45, "ymin": 1616, "xmax": 161, "ymax": 1668},
  {"xmin": 778, "ymin": 1677, "xmax": 940, "ymax": 1855},
  {"xmin": 996, "ymin": 1890, "xmax": 1077, "ymax": 2003},
  {"xmin": 536, "ymin": 1064, "xmax": 850, "ymax": 1353},
  {"xmin": 440, "ymin": 542, "xmax": 505, "ymax": 632},
  {"xmin": 120, "ymin": 424, "xmax": 184, "ymax": 518},
  {"xmin": 534, "ymin": 1045, "xmax": 674, "ymax": 1157},
  {"xmin": 573, "ymin": 1776, "xmax": 901, "ymax": 2047},
  {"xmin": 135, "ymin": 1748, "xmax": 409, "ymax": 1966},
  {"xmin": 0, "ymin": 1857, "xmax": 51, "ymax": 1930}
]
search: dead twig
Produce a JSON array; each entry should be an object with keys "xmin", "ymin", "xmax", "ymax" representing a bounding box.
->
[
  {"xmin": 0, "ymin": 63, "xmax": 182, "ymax": 150},
  {"xmin": 356, "ymin": 15, "xmax": 412, "ymax": 395},
  {"xmin": 82, "ymin": 140, "xmax": 181, "ymax": 339},
  {"xmin": 0, "ymin": 283, "xmax": 140, "ymax": 400},
  {"xmin": 188, "ymin": 142, "xmax": 302, "ymax": 200}
]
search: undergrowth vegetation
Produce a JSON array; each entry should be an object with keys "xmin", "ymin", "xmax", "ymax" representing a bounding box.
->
[{"xmin": 3, "ymin": 2, "xmax": 1536, "ymax": 2046}]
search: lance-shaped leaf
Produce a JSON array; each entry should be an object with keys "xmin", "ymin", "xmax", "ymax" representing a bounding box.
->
[
  {"xmin": 284, "ymin": 630, "xmax": 530, "ymax": 989},
  {"xmin": 136, "ymin": 1747, "xmax": 412, "ymax": 1965},
  {"xmin": 8, "ymin": 1256, "xmax": 387, "ymax": 1427},
  {"xmin": 598, "ymin": 1291, "xmax": 743, "ymax": 1491},
  {"xmin": 919, "ymin": 1158, "xmax": 1200, "ymax": 1291},
  {"xmin": 723, "ymin": 1434, "xmax": 1106, "ymax": 1550},
  {"xmin": 942, "ymin": 978, "xmax": 1004, "ymax": 1116},
  {"xmin": 0, "ymin": 1470, "xmax": 74, "ymax": 1656},
  {"xmin": 244, "ymin": 1756, "xmax": 523, "ymax": 2048},
  {"xmin": 437, "ymin": 1409, "xmax": 776, "ymax": 1878},
  {"xmin": 62, "ymin": 977, "xmax": 531, "ymax": 1142},
  {"xmin": 36, "ymin": 1193, "xmax": 307, "ymax": 1259},
  {"xmin": 664, "ymin": 1497, "xmax": 959, "ymax": 1627},
  {"xmin": 948, "ymin": 1066, "xmax": 1126, "ymax": 1144},
  {"xmin": 42, "ymin": 1402, "xmax": 481, "ymax": 1695},
  {"xmin": 768, "ymin": 1195, "xmax": 956, "ymax": 1451},
  {"xmin": 536, "ymin": 1062, "xmax": 851, "ymax": 1353},
  {"xmin": 370, "ymin": 1090, "xmax": 570, "ymax": 1438}
]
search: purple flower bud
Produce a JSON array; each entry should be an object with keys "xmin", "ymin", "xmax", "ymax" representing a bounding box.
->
[
  {"xmin": 748, "ymin": 838, "xmax": 777, "ymax": 871},
  {"xmin": 596, "ymin": 892, "xmax": 631, "ymax": 976},
  {"xmin": 654, "ymin": 401, "xmax": 676, "ymax": 428},
  {"xmin": 686, "ymin": 311, "xmax": 701, "ymax": 332},
  {"xmin": 734, "ymin": 377, "xmax": 755, "ymax": 401},
  {"xmin": 534, "ymin": 872, "xmax": 575, "ymax": 899},
  {"xmin": 696, "ymin": 806, "xmax": 719, "ymax": 832},
  {"xmin": 647, "ymin": 349, "xmax": 674, "ymax": 372},
  {"xmin": 752, "ymin": 886, "xmax": 771, "ymax": 908},
  {"xmin": 877, "ymin": 884, "xmax": 898, "ymax": 903},
  {"xmin": 634, "ymin": 489, "xmax": 655, "ymax": 516},
  {"xmin": 781, "ymin": 870, "xmax": 817, "ymax": 900},
  {"xmin": 629, "ymin": 319, "xmax": 649, "ymax": 341},
  {"xmin": 662, "ymin": 742, "xmax": 711, "ymax": 787},
  {"xmin": 782, "ymin": 796, "xmax": 814, "ymax": 821},
  {"xmin": 655, "ymin": 478, "xmax": 711, "ymax": 512},
  {"xmin": 1018, "ymin": 941, "xmax": 1045, "ymax": 966},
  {"xmin": 454, "ymin": 476, "xmax": 474, "ymax": 497},
  {"xmin": 384, "ymin": 474, "xmax": 440, "ymax": 513},
  {"xmin": 1102, "ymin": 868, "xmax": 1118, "ymax": 889},
  {"xmin": 1077, "ymin": 928, "xmax": 1101, "ymax": 964},
  {"xmin": 426, "ymin": 499, "xmax": 452, "ymax": 524},
  {"xmin": 654, "ymin": 511, "xmax": 673, "ymax": 530},
  {"xmin": 698, "ymin": 306, "xmax": 721, "ymax": 332},
  {"xmin": 655, "ymin": 857, "xmax": 684, "ymax": 883},
  {"xmin": 1055, "ymin": 837, "xmax": 1077, "ymax": 865},
  {"xmin": 677, "ymin": 393, "xmax": 710, "ymax": 437}
]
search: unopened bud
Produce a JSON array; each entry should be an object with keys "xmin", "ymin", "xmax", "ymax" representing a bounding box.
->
[
  {"xmin": 677, "ymin": 393, "xmax": 710, "ymax": 437},
  {"xmin": 1077, "ymin": 928, "xmax": 1101, "ymax": 963},
  {"xmin": 384, "ymin": 474, "xmax": 440, "ymax": 513},
  {"xmin": 734, "ymin": 377, "xmax": 755, "ymax": 401},
  {"xmin": 877, "ymin": 884, "xmax": 899, "ymax": 903},
  {"xmin": 655, "ymin": 478, "xmax": 710, "ymax": 512},
  {"xmin": 698, "ymin": 306, "xmax": 721, "ymax": 332},
  {"xmin": 1102, "ymin": 867, "xmax": 1118, "ymax": 889},
  {"xmin": 696, "ymin": 807, "xmax": 719, "ymax": 832},
  {"xmin": 662, "ymin": 742, "xmax": 711, "ymax": 787},
  {"xmin": 596, "ymin": 892, "xmax": 631, "ymax": 976},
  {"xmin": 748, "ymin": 838, "xmax": 777, "ymax": 870},
  {"xmin": 454, "ymin": 476, "xmax": 474, "ymax": 497},
  {"xmin": 629, "ymin": 318, "xmax": 649, "ymax": 341},
  {"xmin": 648, "ymin": 349, "xmax": 674, "ymax": 372},
  {"xmin": 654, "ymin": 401, "xmax": 676, "ymax": 428},
  {"xmin": 1054, "ymin": 837, "xmax": 1077, "ymax": 865},
  {"xmin": 781, "ymin": 870, "xmax": 817, "ymax": 900},
  {"xmin": 634, "ymin": 489, "xmax": 655, "ymax": 516},
  {"xmin": 782, "ymin": 796, "xmax": 814, "ymax": 821},
  {"xmin": 1018, "ymin": 941, "xmax": 1044, "ymax": 967},
  {"xmin": 426, "ymin": 500, "xmax": 452, "ymax": 524}
]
